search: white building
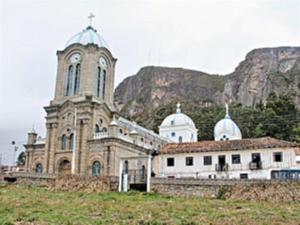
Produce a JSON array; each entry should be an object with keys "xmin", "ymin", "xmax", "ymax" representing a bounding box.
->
[
  {"xmin": 156, "ymin": 137, "xmax": 299, "ymax": 179},
  {"xmin": 155, "ymin": 104, "xmax": 300, "ymax": 180},
  {"xmin": 159, "ymin": 103, "xmax": 198, "ymax": 143}
]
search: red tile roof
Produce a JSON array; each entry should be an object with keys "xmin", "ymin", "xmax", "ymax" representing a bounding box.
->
[{"xmin": 160, "ymin": 137, "xmax": 299, "ymax": 155}]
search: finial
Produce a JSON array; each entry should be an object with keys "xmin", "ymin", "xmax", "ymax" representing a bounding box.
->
[
  {"xmin": 176, "ymin": 102, "xmax": 181, "ymax": 113},
  {"xmin": 31, "ymin": 124, "xmax": 36, "ymax": 133},
  {"xmin": 225, "ymin": 103, "xmax": 230, "ymax": 118},
  {"xmin": 88, "ymin": 13, "xmax": 95, "ymax": 26}
]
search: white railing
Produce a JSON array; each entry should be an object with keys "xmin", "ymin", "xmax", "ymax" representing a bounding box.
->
[{"xmin": 94, "ymin": 132, "xmax": 109, "ymax": 139}]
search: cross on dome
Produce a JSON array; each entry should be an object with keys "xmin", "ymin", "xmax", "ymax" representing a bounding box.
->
[
  {"xmin": 176, "ymin": 102, "xmax": 181, "ymax": 113},
  {"xmin": 88, "ymin": 13, "xmax": 95, "ymax": 26}
]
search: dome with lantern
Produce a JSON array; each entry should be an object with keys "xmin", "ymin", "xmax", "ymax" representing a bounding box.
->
[
  {"xmin": 214, "ymin": 104, "xmax": 242, "ymax": 141},
  {"xmin": 159, "ymin": 103, "xmax": 198, "ymax": 143},
  {"xmin": 65, "ymin": 14, "xmax": 109, "ymax": 49}
]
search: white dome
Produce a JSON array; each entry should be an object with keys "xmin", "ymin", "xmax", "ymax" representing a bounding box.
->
[
  {"xmin": 214, "ymin": 104, "xmax": 242, "ymax": 141},
  {"xmin": 160, "ymin": 105, "xmax": 196, "ymax": 128},
  {"xmin": 65, "ymin": 26, "xmax": 109, "ymax": 49},
  {"xmin": 159, "ymin": 103, "xmax": 198, "ymax": 143}
]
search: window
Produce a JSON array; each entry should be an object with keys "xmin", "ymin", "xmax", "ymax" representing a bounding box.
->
[
  {"xmin": 204, "ymin": 156, "xmax": 212, "ymax": 165},
  {"xmin": 232, "ymin": 154, "xmax": 241, "ymax": 164},
  {"xmin": 96, "ymin": 67, "xmax": 101, "ymax": 97},
  {"xmin": 73, "ymin": 64, "xmax": 81, "ymax": 94},
  {"xmin": 273, "ymin": 152, "xmax": 283, "ymax": 162},
  {"xmin": 102, "ymin": 127, "xmax": 108, "ymax": 133},
  {"xmin": 92, "ymin": 161, "xmax": 101, "ymax": 176},
  {"xmin": 251, "ymin": 153, "xmax": 261, "ymax": 163},
  {"xmin": 95, "ymin": 125, "xmax": 100, "ymax": 133},
  {"xmin": 102, "ymin": 70, "xmax": 106, "ymax": 99},
  {"xmin": 35, "ymin": 163, "xmax": 43, "ymax": 173},
  {"xmin": 171, "ymin": 132, "xmax": 176, "ymax": 137},
  {"xmin": 124, "ymin": 160, "xmax": 129, "ymax": 174},
  {"xmin": 178, "ymin": 136, "xmax": 183, "ymax": 143},
  {"xmin": 69, "ymin": 133, "xmax": 74, "ymax": 149},
  {"xmin": 185, "ymin": 157, "xmax": 193, "ymax": 166},
  {"xmin": 61, "ymin": 134, "xmax": 67, "ymax": 150},
  {"xmin": 240, "ymin": 173, "xmax": 248, "ymax": 179},
  {"xmin": 171, "ymin": 120, "xmax": 175, "ymax": 125},
  {"xmin": 141, "ymin": 165, "xmax": 146, "ymax": 179},
  {"xmin": 66, "ymin": 65, "xmax": 73, "ymax": 96},
  {"xmin": 167, "ymin": 158, "xmax": 174, "ymax": 167},
  {"xmin": 119, "ymin": 129, "xmax": 123, "ymax": 134}
]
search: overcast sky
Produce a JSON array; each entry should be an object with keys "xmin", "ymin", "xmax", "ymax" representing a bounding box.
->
[{"xmin": 0, "ymin": 0, "xmax": 299, "ymax": 165}]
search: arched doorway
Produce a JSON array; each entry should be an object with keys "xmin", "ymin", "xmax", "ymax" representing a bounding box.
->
[{"xmin": 59, "ymin": 159, "xmax": 71, "ymax": 175}]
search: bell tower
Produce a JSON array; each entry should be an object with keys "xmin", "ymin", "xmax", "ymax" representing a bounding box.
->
[{"xmin": 52, "ymin": 17, "xmax": 117, "ymax": 107}]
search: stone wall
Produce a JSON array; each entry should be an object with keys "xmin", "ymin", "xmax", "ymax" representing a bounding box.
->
[
  {"xmin": 151, "ymin": 178, "xmax": 300, "ymax": 202},
  {"xmin": 2, "ymin": 172, "xmax": 119, "ymax": 192}
]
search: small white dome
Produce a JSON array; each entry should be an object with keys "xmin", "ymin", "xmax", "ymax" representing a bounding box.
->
[
  {"xmin": 160, "ymin": 103, "xmax": 196, "ymax": 128},
  {"xmin": 65, "ymin": 26, "xmax": 109, "ymax": 49},
  {"xmin": 214, "ymin": 104, "xmax": 242, "ymax": 141}
]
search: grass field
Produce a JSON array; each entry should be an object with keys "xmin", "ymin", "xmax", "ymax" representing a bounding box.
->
[{"xmin": 0, "ymin": 185, "xmax": 299, "ymax": 225}]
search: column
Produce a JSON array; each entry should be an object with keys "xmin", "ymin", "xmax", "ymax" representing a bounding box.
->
[
  {"xmin": 48, "ymin": 123, "xmax": 58, "ymax": 173},
  {"xmin": 79, "ymin": 119, "xmax": 89, "ymax": 175},
  {"xmin": 43, "ymin": 123, "xmax": 52, "ymax": 173}
]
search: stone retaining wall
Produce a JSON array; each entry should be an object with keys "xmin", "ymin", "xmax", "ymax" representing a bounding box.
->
[
  {"xmin": 151, "ymin": 178, "xmax": 300, "ymax": 201},
  {"xmin": 1, "ymin": 172, "xmax": 119, "ymax": 192}
]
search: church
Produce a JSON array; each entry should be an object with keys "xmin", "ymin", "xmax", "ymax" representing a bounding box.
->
[
  {"xmin": 24, "ymin": 20, "xmax": 300, "ymax": 182},
  {"xmin": 24, "ymin": 22, "xmax": 167, "ymax": 178}
]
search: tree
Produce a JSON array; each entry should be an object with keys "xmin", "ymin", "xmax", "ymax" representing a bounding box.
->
[{"xmin": 16, "ymin": 151, "xmax": 26, "ymax": 166}]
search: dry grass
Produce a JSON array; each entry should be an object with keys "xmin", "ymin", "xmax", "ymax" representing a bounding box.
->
[{"xmin": 0, "ymin": 185, "xmax": 299, "ymax": 225}]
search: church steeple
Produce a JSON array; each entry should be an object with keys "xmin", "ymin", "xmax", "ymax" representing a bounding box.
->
[{"xmin": 53, "ymin": 18, "xmax": 117, "ymax": 106}]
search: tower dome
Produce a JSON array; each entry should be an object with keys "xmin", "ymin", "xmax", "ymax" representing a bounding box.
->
[
  {"xmin": 65, "ymin": 26, "xmax": 109, "ymax": 49},
  {"xmin": 214, "ymin": 104, "xmax": 242, "ymax": 141},
  {"xmin": 159, "ymin": 103, "xmax": 198, "ymax": 143}
]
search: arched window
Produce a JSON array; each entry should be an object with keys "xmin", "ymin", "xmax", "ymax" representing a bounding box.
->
[
  {"xmin": 102, "ymin": 70, "xmax": 106, "ymax": 99},
  {"xmin": 73, "ymin": 64, "xmax": 81, "ymax": 94},
  {"xmin": 95, "ymin": 124, "xmax": 100, "ymax": 133},
  {"xmin": 61, "ymin": 134, "xmax": 67, "ymax": 150},
  {"xmin": 179, "ymin": 136, "xmax": 183, "ymax": 143},
  {"xmin": 124, "ymin": 160, "xmax": 129, "ymax": 174},
  {"xmin": 92, "ymin": 161, "xmax": 101, "ymax": 176},
  {"xmin": 35, "ymin": 163, "xmax": 43, "ymax": 173},
  {"xmin": 69, "ymin": 133, "xmax": 74, "ymax": 149},
  {"xmin": 66, "ymin": 65, "xmax": 73, "ymax": 96},
  {"xmin": 102, "ymin": 127, "xmax": 108, "ymax": 133},
  {"xmin": 96, "ymin": 67, "xmax": 101, "ymax": 97}
]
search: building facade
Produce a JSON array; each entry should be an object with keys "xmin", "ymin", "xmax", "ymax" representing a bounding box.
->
[
  {"xmin": 156, "ymin": 137, "xmax": 300, "ymax": 179},
  {"xmin": 24, "ymin": 25, "xmax": 166, "ymax": 177}
]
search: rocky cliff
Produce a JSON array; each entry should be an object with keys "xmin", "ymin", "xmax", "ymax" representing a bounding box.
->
[
  {"xmin": 114, "ymin": 47, "xmax": 300, "ymax": 119},
  {"xmin": 223, "ymin": 47, "xmax": 300, "ymax": 107}
]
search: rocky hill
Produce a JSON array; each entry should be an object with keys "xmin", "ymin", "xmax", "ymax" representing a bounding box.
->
[{"xmin": 114, "ymin": 47, "xmax": 300, "ymax": 124}]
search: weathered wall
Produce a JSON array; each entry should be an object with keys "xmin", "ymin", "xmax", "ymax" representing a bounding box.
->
[
  {"xmin": 2, "ymin": 173, "xmax": 119, "ymax": 192},
  {"xmin": 151, "ymin": 178, "xmax": 300, "ymax": 202}
]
